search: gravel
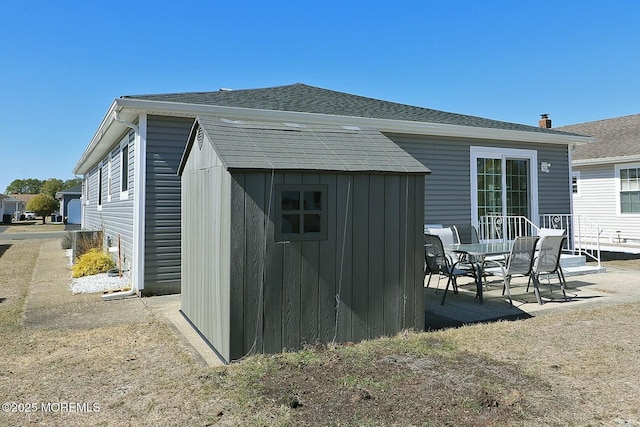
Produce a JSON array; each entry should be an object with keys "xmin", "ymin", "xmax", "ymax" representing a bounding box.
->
[
  {"xmin": 70, "ymin": 272, "xmax": 131, "ymax": 294},
  {"xmin": 65, "ymin": 249, "xmax": 131, "ymax": 294}
]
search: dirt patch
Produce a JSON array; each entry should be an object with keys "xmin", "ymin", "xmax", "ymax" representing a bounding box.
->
[{"xmin": 255, "ymin": 347, "xmax": 561, "ymax": 426}]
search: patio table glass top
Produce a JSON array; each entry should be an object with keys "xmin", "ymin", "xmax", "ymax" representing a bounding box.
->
[{"xmin": 448, "ymin": 242, "xmax": 513, "ymax": 257}]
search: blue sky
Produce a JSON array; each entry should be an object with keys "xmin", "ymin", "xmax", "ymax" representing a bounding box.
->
[{"xmin": 1, "ymin": 0, "xmax": 639, "ymax": 193}]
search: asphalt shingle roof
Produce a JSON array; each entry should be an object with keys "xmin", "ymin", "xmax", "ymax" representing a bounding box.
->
[
  {"xmin": 126, "ymin": 83, "xmax": 577, "ymax": 136},
  {"xmin": 193, "ymin": 115, "xmax": 430, "ymax": 173},
  {"xmin": 557, "ymin": 114, "xmax": 640, "ymax": 161}
]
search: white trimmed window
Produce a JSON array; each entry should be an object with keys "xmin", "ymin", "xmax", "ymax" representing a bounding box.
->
[
  {"xmin": 82, "ymin": 178, "xmax": 89, "ymax": 206},
  {"xmin": 107, "ymin": 156, "xmax": 113, "ymax": 203},
  {"xmin": 97, "ymin": 163, "xmax": 104, "ymax": 210},
  {"xmin": 616, "ymin": 164, "xmax": 640, "ymax": 214},
  {"xmin": 571, "ymin": 171, "xmax": 580, "ymax": 196},
  {"xmin": 120, "ymin": 139, "xmax": 130, "ymax": 199}
]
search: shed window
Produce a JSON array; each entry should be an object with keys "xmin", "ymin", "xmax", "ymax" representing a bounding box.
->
[{"xmin": 276, "ymin": 185, "xmax": 327, "ymax": 241}]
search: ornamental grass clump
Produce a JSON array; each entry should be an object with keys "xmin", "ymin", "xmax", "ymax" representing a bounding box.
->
[{"xmin": 72, "ymin": 248, "xmax": 116, "ymax": 278}]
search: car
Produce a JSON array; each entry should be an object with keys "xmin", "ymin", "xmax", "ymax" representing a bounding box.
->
[{"xmin": 24, "ymin": 211, "xmax": 36, "ymax": 220}]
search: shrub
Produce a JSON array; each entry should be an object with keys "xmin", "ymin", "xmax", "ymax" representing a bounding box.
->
[
  {"xmin": 72, "ymin": 249, "xmax": 116, "ymax": 278},
  {"xmin": 61, "ymin": 232, "xmax": 73, "ymax": 250}
]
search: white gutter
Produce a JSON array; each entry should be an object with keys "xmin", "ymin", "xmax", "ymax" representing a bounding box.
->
[
  {"xmin": 573, "ymin": 154, "xmax": 640, "ymax": 166},
  {"xmin": 102, "ymin": 111, "xmax": 144, "ymax": 301},
  {"xmin": 75, "ymin": 97, "xmax": 593, "ymax": 176}
]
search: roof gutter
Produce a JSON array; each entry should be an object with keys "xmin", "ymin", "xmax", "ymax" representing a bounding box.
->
[
  {"xmin": 573, "ymin": 154, "xmax": 640, "ymax": 166},
  {"xmin": 115, "ymin": 98, "xmax": 593, "ymax": 146},
  {"xmin": 102, "ymin": 111, "xmax": 142, "ymax": 301}
]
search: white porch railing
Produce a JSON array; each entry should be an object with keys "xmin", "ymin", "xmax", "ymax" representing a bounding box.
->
[
  {"xmin": 540, "ymin": 214, "xmax": 602, "ymax": 267},
  {"xmin": 478, "ymin": 214, "xmax": 602, "ymax": 267}
]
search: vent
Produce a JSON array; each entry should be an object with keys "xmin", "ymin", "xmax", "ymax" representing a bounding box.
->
[{"xmin": 197, "ymin": 127, "xmax": 204, "ymax": 150}]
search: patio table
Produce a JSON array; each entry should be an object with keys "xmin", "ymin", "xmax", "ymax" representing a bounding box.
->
[{"xmin": 448, "ymin": 242, "xmax": 513, "ymax": 303}]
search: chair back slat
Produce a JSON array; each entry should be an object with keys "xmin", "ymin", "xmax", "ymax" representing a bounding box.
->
[
  {"xmin": 506, "ymin": 236, "xmax": 539, "ymax": 275},
  {"xmin": 427, "ymin": 227, "xmax": 457, "ymax": 246},
  {"xmin": 454, "ymin": 224, "xmax": 479, "ymax": 244},
  {"xmin": 424, "ymin": 234, "xmax": 447, "ymax": 270},
  {"xmin": 535, "ymin": 235, "xmax": 566, "ymax": 274}
]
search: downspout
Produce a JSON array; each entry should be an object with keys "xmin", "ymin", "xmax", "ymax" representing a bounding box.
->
[{"xmin": 103, "ymin": 110, "xmax": 142, "ymax": 300}]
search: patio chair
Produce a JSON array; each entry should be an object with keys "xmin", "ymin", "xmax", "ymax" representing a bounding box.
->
[
  {"xmin": 527, "ymin": 235, "xmax": 568, "ymax": 301},
  {"xmin": 424, "ymin": 234, "xmax": 476, "ymax": 305},
  {"xmin": 453, "ymin": 224, "xmax": 479, "ymax": 245},
  {"xmin": 484, "ymin": 236, "xmax": 540, "ymax": 307},
  {"xmin": 454, "ymin": 224, "xmax": 500, "ymax": 288}
]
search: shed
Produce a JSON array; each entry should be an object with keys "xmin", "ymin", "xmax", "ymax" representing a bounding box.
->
[{"xmin": 178, "ymin": 115, "xmax": 430, "ymax": 363}]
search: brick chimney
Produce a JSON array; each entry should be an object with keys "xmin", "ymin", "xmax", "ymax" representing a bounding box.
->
[{"xmin": 539, "ymin": 114, "xmax": 552, "ymax": 129}]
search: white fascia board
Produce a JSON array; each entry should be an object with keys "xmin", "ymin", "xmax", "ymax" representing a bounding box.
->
[
  {"xmin": 75, "ymin": 97, "xmax": 593, "ymax": 175},
  {"xmin": 116, "ymin": 98, "xmax": 594, "ymax": 146},
  {"xmin": 73, "ymin": 101, "xmax": 140, "ymax": 175},
  {"xmin": 573, "ymin": 154, "xmax": 640, "ymax": 167}
]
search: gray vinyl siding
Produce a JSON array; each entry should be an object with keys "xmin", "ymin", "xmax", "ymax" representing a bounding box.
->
[
  {"xmin": 389, "ymin": 133, "xmax": 572, "ymax": 225},
  {"xmin": 143, "ymin": 116, "xmax": 194, "ymax": 295},
  {"xmin": 181, "ymin": 133, "xmax": 232, "ymax": 361},
  {"xmin": 574, "ymin": 163, "xmax": 640, "ymax": 242},
  {"xmin": 537, "ymin": 144, "xmax": 571, "ymax": 216},
  {"xmin": 226, "ymin": 171, "xmax": 425, "ymax": 362},
  {"xmin": 81, "ymin": 131, "xmax": 136, "ymax": 269}
]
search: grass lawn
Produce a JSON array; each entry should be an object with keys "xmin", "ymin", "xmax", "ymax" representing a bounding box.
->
[{"xmin": 1, "ymin": 239, "xmax": 639, "ymax": 425}]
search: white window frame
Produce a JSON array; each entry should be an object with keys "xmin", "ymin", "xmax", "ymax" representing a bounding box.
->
[
  {"xmin": 82, "ymin": 178, "xmax": 89, "ymax": 206},
  {"xmin": 571, "ymin": 171, "xmax": 581, "ymax": 197},
  {"xmin": 120, "ymin": 136, "xmax": 130, "ymax": 200},
  {"xmin": 615, "ymin": 163, "xmax": 640, "ymax": 216},
  {"xmin": 107, "ymin": 156, "xmax": 113, "ymax": 203},
  {"xmin": 97, "ymin": 162, "xmax": 104, "ymax": 211},
  {"xmin": 470, "ymin": 146, "xmax": 539, "ymax": 227}
]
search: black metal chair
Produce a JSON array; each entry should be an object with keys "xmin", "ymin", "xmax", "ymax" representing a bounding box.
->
[
  {"xmin": 453, "ymin": 224, "xmax": 479, "ymax": 245},
  {"xmin": 424, "ymin": 234, "xmax": 477, "ymax": 305},
  {"xmin": 527, "ymin": 235, "xmax": 568, "ymax": 301}
]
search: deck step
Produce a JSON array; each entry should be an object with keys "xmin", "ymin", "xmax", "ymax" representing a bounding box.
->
[
  {"xmin": 555, "ymin": 265, "xmax": 606, "ymax": 277},
  {"xmin": 559, "ymin": 254, "xmax": 586, "ymax": 268}
]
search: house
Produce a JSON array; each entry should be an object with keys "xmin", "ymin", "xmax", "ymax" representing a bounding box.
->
[
  {"xmin": 73, "ymin": 83, "xmax": 591, "ymax": 298},
  {"xmin": 557, "ymin": 114, "xmax": 640, "ymax": 251},
  {"xmin": 178, "ymin": 116, "xmax": 430, "ymax": 362},
  {"xmin": 0, "ymin": 194, "xmax": 30, "ymax": 220},
  {"xmin": 55, "ymin": 185, "xmax": 82, "ymax": 224}
]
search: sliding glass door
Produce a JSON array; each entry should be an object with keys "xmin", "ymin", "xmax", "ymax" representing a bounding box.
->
[{"xmin": 471, "ymin": 147, "xmax": 538, "ymax": 240}]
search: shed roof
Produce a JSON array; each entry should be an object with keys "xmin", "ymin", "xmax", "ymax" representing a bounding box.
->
[
  {"xmin": 129, "ymin": 83, "xmax": 579, "ymax": 137},
  {"xmin": 180, "ymin": 115, "xmax": 431, "ymax": 174},
  {"xmin": 557, "ymin": 114, "xmax": 640, "ymax": 162}
]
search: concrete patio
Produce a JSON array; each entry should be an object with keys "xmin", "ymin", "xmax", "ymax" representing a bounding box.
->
[{"xmin": 425, "ymin": 267, "xmax": 640, "ymax": 330}]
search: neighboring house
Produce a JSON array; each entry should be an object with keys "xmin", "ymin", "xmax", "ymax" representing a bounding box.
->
[
  {"xmin": 558, "ymin": 114, "xmax": 640, "ymax": 250},
  {"xmin": 1, "ymin": 194, "xmax": 29, "ymax": 220},
  {"xmin": 73, "ymin": 83, "xmax": 590, "ymax": 297},
  {"xmin": 55, "ymin": 185, "xmax": 82, "ymax": 224},
  {"xmin": 179, "ymin": 116, "xmax": 430, "ymax": 362}
]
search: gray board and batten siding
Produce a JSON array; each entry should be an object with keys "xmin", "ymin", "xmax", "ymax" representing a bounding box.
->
[
  {"xmin": 180, "ymin": 117, "xmax": 429, "ymax": 363},
  {"xmin": 390, "ymin": 133, "xmax": 572, "ymax": 226}
]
